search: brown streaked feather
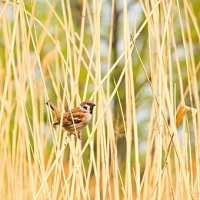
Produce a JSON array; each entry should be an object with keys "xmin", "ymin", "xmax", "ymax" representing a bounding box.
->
[
  {"xmin": 63, "ymin": 108, "xmax": 86, "ymax": 122},
  {"xmin": 70, "ymin": 107, "xmax": 87, "ymax": 113}
]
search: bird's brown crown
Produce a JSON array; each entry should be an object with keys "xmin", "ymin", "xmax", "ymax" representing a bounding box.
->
[{"xmin": 80, "ymin": 101, "xmax": 96, "ymax": 107}]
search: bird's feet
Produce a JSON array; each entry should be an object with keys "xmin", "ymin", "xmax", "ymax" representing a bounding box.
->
[{"xmin": 70, "ymin": 131, "xmax": 81, "ymax": 140}]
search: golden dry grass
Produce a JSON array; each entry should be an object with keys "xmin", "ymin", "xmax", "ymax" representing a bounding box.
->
[{"xmin": 0, "ymin": 0, "xmax": 200, "ymax": 199}]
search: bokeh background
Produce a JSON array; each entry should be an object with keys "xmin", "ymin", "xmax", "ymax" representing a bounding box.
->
[{"xmin": 0, "ymin": 0, "xmax": 200, "ymax": 199}]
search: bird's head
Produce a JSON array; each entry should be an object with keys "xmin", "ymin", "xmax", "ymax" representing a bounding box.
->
[{"xmin": 80, "ymin": 101, "xmax": 96, "ymax": 114}]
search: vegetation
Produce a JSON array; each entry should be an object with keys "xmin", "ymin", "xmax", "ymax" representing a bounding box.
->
[{"xmin": 0, "ymin": 0, "xmax": 200, "ymax": 199}]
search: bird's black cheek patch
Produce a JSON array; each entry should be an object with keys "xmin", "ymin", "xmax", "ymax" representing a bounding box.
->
[
  {"xmin": 90, "ymin": 105, "xmax": 96, "ymax": 114},
  {"xmin": 90, "ymin": 107, "xmax": 94, "ymax": 114}
]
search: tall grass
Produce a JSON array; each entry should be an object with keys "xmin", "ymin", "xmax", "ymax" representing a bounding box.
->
[{"xmin": 0, "ymin": 0, "xmax": 200, "ymax": 199}]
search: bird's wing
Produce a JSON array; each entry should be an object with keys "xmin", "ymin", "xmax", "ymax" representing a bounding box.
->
[{"xmin": 62, "ymin": 108, "xmax": 86, "ymax": 125}]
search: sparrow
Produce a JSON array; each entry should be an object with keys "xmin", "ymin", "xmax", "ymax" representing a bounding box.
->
[{"xmin": 46, "ymin": 100, "xmax": 96, "ymax": 139}]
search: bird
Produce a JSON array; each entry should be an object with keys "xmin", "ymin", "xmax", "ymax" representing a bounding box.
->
[{"xmin": 46, "ymin": 100, "xmax": 96, "ymax": 139}]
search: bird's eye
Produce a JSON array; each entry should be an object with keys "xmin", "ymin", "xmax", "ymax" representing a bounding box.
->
[{"xmin": 83, "ymin": 105, "xmax": 88, "ymax": 110}]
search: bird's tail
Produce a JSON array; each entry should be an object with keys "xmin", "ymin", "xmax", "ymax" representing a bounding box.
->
[
  {"xmin": 46, "ymin": 101, "xmax": 61, "ymax": 124},
  {"xmin": 46, "ymin": 101, "xmax": 56, "ymax": 111}
]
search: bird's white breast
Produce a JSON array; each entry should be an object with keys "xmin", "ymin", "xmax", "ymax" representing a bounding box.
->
[{"xmin": 85, "ymin": 113, "xmax": 92, "ymax": 122}]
